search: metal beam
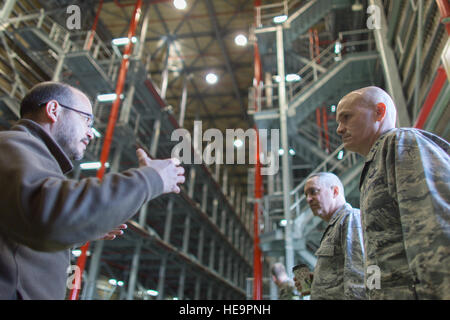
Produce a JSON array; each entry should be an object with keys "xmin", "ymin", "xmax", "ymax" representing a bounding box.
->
[
  {"xmin": 204, "ymin": 0, "xmax": 249, "ymax": 123},
  {"xmin": 370, "ymin": 0, "xmax": 410, "ymax": 127}
]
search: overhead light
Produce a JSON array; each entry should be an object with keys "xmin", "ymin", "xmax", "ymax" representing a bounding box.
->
[
  {"xmin": 352, "ymin": 0, "xmax": 363, "ymax": 11},
  {"xmin": 111, "ymin": 36, "xmax": 137, "ymax": 46},
  {"xmin": 334, "ymin": 41, "xmax": 342, "ymax": 55},
  {"xmin": 234, "ymin": 34, "xmax": 247, "ymax": 46},
  {"xmin": 278, "ymin": 148, "xmax": 284, "ymax": 156},
  {"xmin": 147, "ymin": 289, "xmax": 159, "ymax": 296},
  {"xmin": 108, "ymin": 279, "xmax": 117, "ymax": 286},
  {"xmin": 97, "ymin": 93, "xmax": 124, "ymax": 102},
  {"xmin": 173, "ymin": 0, "xmax": 187, "ymax": 10},
  {"xmin": 273, "ymin": 15, "xmax": 288, "ymax": 24},
  {"xmin": 80, "ymin": 162, "xmax": 110, "ymax": 170},
  {"xmin": 234, "ymin": 139, "xmax": 243, "ymax": 148},
  {"xmin": 286, "ymin": 74, "xmax": 301, "ymax": 82},
  {"xmin": 91, "ymin": 127, "xmax": 102, "ymax": 138},
  {"xmin": 71, "ymin": 249, "xmax": 82, "ymax": 257},
  {"xmin": 273, "ymin": 74, "xmax": 301, "ymax": 82},
  {"xmin": 330, "ymin": 105, "xmax": 336, "ymax": 113},
  {"xmin": 289, "ymin": 148, "xmax": 296, "ymax": 155},
  {"xmin": 117, "ymin": 281, "xmax": 124, "ymax": 287},
  {"xmin": 337, "ymin": 150, "xmax": 344, "ymax": 160},
  {"xmin": 205, "ymin": 73, "xmax": 218, "ymax": 85},
  {"xmin": 279, "ymin": 219, "xmax": 287, "ymax": 227}
]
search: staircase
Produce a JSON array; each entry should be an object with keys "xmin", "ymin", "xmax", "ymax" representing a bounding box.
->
[{"xmin": 250, "ymin": 1, "xmax": 379, "ymax": 270}]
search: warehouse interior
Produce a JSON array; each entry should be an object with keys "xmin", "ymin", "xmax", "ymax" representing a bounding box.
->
[{"xmin": 0, "ymin": 0, "xmax": 448, "ymax": 300}]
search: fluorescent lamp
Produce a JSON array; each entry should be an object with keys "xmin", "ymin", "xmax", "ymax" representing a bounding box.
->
[
  {"xmin": 286, "ymin": 74, "xmax": 301, "ymax": 82},
  {"xmin": 108, "ymin": 279, "xmax": 117, "ymax": 286},
  {"xmin": 331, "ymin": 105, "xmax": 336, "ymax": 113},
  {"xmin": 71, "ymin": 249, "xmax": 81, "ymax": 257},
  {"xmin": 147, "ymin": 289, "xmax": 159, "ymax": 296},
  {"xmin": 173, "ymin": 0, "xmax": 187, "ymax": 10},
  {"xmin": 289, "ymin": 148, "xmax": 296, "ymax": 155},
  {"xmin": 80, "ymin": 162, "xmax": 110, "ymax": 170},
  {"xmin": 278, "ymin": 148, "xmax": 284, "ymax": 156},
  {"xmin": 234, "ymin": 139, "xmax": 243, "ymax": 148},
  {"xmin": 273, "ymin": 15, "xmax": 288, "ymax": 24},
  {"xmin": 117, "ymin": 281, "xmax": 124, "ymax": 287},
  {"xmin": 279, "ymin": 219, "xmax": 287, "ymax": 227},
  {"xmin": 334, "ymin": 41, "xmax": 342, "ymax": 54},
  {"xmin": 234, "ymin": 34, "xmax": 247, "ymax": 46},
  {"xmin": 337, "ymin": 150, "xmax": 344, "ymax": 160},
  {"xmin": 97, "ymin": 93, "xmax": 124, "ymax": 102},
  {"xmin": 91, "ymin": 127, "xmax": 102, "ymax": 138},
  {"xmin": 112, "ymin": 36, "xmax": 137, "ymax": 46},
  {"xmin": 205, "ymin": 73, "xmax": 218, "ymax": 84}
]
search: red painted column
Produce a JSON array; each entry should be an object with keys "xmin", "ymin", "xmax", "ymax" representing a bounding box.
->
[
  {"xmin": 84, "ymin": 0, "xmax": 104, "ymax": 51},
  {"xmin": 414, "ymin": 1, "xmax": 449, "ymax": 128},
  {"xmin": 252, "ymin": 0, "xmax": 263, "ymax": 300},
  {"xmin": 68, "ymin": 0, "xmax": 143, "ymax": 300}
]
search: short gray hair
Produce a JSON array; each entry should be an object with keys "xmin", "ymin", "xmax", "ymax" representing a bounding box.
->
[
  {"xmin": 306, "ymin": 172, "xmax": 345, "ymax": 195},
  {"xmin": 20, "ymin": 81, "xmax": 81, "ymax": 118}
]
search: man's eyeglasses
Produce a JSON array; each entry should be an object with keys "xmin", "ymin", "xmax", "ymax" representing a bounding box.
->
[{"xmin": 40, "ymin": 102, "xmax": 94, "ymax": 128}]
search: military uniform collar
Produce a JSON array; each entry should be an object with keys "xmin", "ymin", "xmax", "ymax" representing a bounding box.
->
[
  {"xmin": 13, "ymin": 119, "xmax": 73, "ymax": 174},
  {"xmin": 364, "ymin": 128, "xmax": 397, "ymax": 163},
  {"xmin": 328, "ymin": 203, "xmax": 351, "ymax": 226}
]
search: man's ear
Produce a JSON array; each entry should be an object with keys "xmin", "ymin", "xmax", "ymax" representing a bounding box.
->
[
  {"xmin": 375, "ymin": 102, "xmax": 386, "ymax": 121},
  {"xmin": 44, "ymin": 100, "xmax": 59, "ymax": 124},
  {"xmin": 332, "ymin": 185, "xmax": 339, "ymax": 198}
]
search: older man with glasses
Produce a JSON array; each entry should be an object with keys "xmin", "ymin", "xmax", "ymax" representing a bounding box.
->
[{"xmin": 0, "ymin": 81, "xmax": 185, "ymax": 299}]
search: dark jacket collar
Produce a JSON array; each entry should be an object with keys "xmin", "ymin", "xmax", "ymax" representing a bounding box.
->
[{"xmin": 12, "ymin": 119, "xmax": 73, "ymax": 174}]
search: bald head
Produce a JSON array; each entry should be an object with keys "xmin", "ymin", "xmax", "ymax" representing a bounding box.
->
[
  {"xmin": 336, "ymin": 86, "xmax": 397, "ymax": 156},
  {"xmin": 345, "ymin": 86, "xmax": 397, "ymax": 128}
]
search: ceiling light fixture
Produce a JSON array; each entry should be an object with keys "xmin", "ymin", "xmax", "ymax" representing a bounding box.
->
[
  {"xmin": 205, "ymin": 73, "xmax": 218, "ymax": 85},
  {"xmin": 234, "ymin": 34, "xmax": 247, "ymax": 46},
  {"xmin": 352, "ymin": 0, "xmax": 363, "ymax": 11},
  {"xmin": 97, "ymin": 93, "xmax": 124, "ymax": 102},
  {"xmin": 285, "ymin": 74, "xmax": 301, "ymax": 82},
  {"xmin": 80, "ymin": 162, "xmax": 110, "ymax": 170},
  {"xmin": 234, "ymin": 139, "xmax": 243, "ymax": 148},
  {"xmin": 111, "ymin": 36, "xmax": 137, "ymax": 46},
  {"xmin": 173, "ymin": 0, "xmax": 187, "ymax": 10},
  {"xmin": 273, "ymin": 15, "xmax": 288, "ymax": 24}
]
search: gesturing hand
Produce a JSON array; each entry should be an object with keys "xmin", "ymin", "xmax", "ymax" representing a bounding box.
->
[
  {"xmin": 136, "ymin": 148, "xmax": 185, "ymax": 194},
  {"xmin": 99, "ymin": 224, "xmax": 127, "ymax": 240}
]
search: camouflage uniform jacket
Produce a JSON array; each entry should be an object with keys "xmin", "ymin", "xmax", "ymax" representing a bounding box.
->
[
  {"xmin": 311, "ymin": 203, "xmax": 366, "ymax": 299},
  {"xmin": 360, "ymin": 128, "xmax": 450, "ymax": 299}
]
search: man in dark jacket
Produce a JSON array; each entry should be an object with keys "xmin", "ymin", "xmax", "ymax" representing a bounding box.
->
[{"xmin": 0, "ymin": 82, "xmax": 185, "ymax": 299}]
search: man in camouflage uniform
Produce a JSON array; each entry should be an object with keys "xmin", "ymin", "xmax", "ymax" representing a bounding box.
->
[
  {"xmin": 336, "ymin": 86, "xmax": 450, "ymax": 299},
  {"xmin": 271, "ymin": 262, "xmax": 298, "ymax": 300},
  {"xmin": 295, "ymin": 172, "xmax": 366, "ymax": 299}
]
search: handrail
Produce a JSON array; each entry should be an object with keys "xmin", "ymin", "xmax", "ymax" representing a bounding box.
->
[{"xmin": 249, "ymin": 29, "xmax": 375, "ymax": 114}]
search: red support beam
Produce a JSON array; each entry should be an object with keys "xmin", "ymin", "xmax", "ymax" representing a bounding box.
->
[
  {"xmin": 413, "ymin": 1, "xmax": 450, "ymax": 129},
  {"xmin": 252, "ymin": 0, "xmax": 263, "ymax": 300},
  {"xmin": 316, "ymin": 108, "xmax": 323, "ymax": 149},
  {"xmin": 414, "ymin": 65, "xmax": 448, "ymax": 129},
  {"xmin": 68, "ymin": 0, "xmax": 143, "ymax": 300},
  {"xmin": 322, "ymin": 107, "xmax": 330, "ymax": 153},
  {"xmin": 436, "ymin": 0, "xmax": 450, "ymax": 35},
  {"xmin": 84, "ymin": 0, "xmax": 104, "ymax": 51}
]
